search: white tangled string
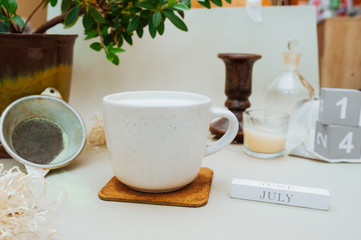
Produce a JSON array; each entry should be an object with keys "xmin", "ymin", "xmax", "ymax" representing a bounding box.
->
[
  {"xmin": 87, "ymin": 113, "xmax": 106, "ymax": 147},
  {"xmin": 0, "ymin": 164, "xmax": 64, "ymax": 239}
]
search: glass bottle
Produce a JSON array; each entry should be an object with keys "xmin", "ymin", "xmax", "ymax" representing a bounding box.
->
[
  {"xmin": 266, "ymin": 40, "xmax": 315, "ymax": 144},
  {"xmin": 266, "ymin": 40, "xmax": 314, "ymax": 114}
]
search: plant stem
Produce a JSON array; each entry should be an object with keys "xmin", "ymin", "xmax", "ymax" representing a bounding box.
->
[
  {"xmin": 96, "ymin": 21, "xmax": 107, "ymax": 53},
  {"xmin": 99, "ymin": 0, "xmax": 106, "ymax": 8},
  {"xmin": 1, "ymin": 6, "xmax": 17, "ymax": 32},
  {"xmin": 34, "ymin": 6, "xmax": 86, "ymax": 33},
  {"xmin": 22, "ymin": 0, "xmax": 47, "ymax": 33}
]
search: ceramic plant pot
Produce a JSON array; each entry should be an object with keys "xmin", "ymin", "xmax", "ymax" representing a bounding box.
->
[{"xmin": 0, "ymin": 33, "xmax": 77, "ymax": 115}]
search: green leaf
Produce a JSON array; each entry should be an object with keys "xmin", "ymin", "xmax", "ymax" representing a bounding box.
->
[
  {"xmin": 225, "ymin": 0, "xmax": 231, "ymax": 3},
  {"xmin": 177, "ymin": 10, "xmax": 184, "ymax": 18},
  {"xmin": 129, "ymin": 7, "xmax": 142, "ymax": 13},
  {"xmin": 0, "ymin": 22, "xmax": 9, "ymax": 32},
  {"xmin": 167, "ymin": 0, "xmax": 177, "ymax": 6},
  {"xmin": 106, "ymin": 53, "xmax": 114, "ymax": 62},
  {"xmin": 198, "ymin": 0, "xmax": 211, "ymax": 8},
  {"xmin": 1, "ymin": 21, "xmax": 11, "ymax": 26},
  {"xmin": 112, "ymin": 17, "xmax": 119, "ymax": 29},
  {"xmin": 180, "ymin": 0, "xmax": 191, "ymax": 8},
  {"xmin": 85, "ymin": 29, "xmax": 98, "ymax": 39},
  {"xmin": 121, "ymin": 14, "xmax": 132, "ymax": 23},
  {"xmin": 152, "ymin": 11, "xmax": 161, "ymax": 28},
  {"xmin": 138, "ymin": 2, "xmax": 155, "ymax": 9},
  {"xmin": 106, "ymin": 46, "xmax": 122, "ymax": 65},
  {"xmin": 127, "ymin": 16, "xmax": 139, "ymax": 33},
  {"xmin": 108, "ymin": 42, "xmax": 114, "ymax": 49},
  {"xmin": 12, "ymin": 15, "xmax": 24, "ymax": 28},
  {"xmin": 64, "ymin": 6, "xmax": 79, "ymax": 27},
  {"xmin": 1, "ymin": 0, "xmax": 10, "ymax": 13},
  {"xmin": 10, "ymin": 0, "xmax": 17, "ymax": 13},
  {"xmin": 103, "ymin": 34, "xmax": 113, "ymax": 46},
  {"xmin": 148, "ymin": 17, "xmax": 156, "ymax": 38},
  {"xmin": 139, "ymin": 17, "xmax": 148, "ymax": 27},
  {"xmin": 101, "ymin": 26, "xmax": 108, "ymax": 36},
  {"xmin": 172, "ymin": 3, "xmax": 189, "ymax": 11},
  {"xmin": 112, "ymin": 55, "xmax": 120, "ymax": 65},
  {"xmin": 110, "ymin": 5, "xmax": 118, "ymax": 12},
  {"xmin": 82, "ymin": 12, "xmax": 94, "ymax": 31},
  {"xmin": 116, "ymin": 32, "xmax": 124, "ymax": 47},
  {"xmin": 153, "ymin": 0, "xmax": 162, "ymax": 5},
  {"xmin": 136, "ymin": 25, "xmax": 144, "ymax": 38},
  {"xmin": 61, "ymin": 0, "xmax": 70, "ymax": 13},
  {"xmin": 2, "ymin": 0, "xmax": 17, "ymax": 14},
  {"xmin": 139, "ymin": 10, "xmax": 150, "ymax": 18},
  {"xmin": 157, "ymin": 20, "xmax": 164, "ymax": 35},
  {"xmin": 210, "ymin": 0, "xmax": 222, "ymax": 6},
  {"xmin": 123, "ymin": 0, "xmax": 130, "ymax": 8},
  {"xmin": 90, "ymin": 42, "xmax": 102, "ymax": 51},
  {"xmin": 122, "ymin": 33, "xmax": 133, "ymax": 45},
  {"xmin": 110, "ymin": 48, "xmax": 126, "ymax": 54},
  {"xmin": 162, "ymin": 11, "xmax": 188, "ymax": 32},
  {"xmin": 50, "ymin": 0, "xmax": 57, "ymax": 7},
  {"xmin": 88, "ymin": 6, "xmax": 105, "ymax": 23}
]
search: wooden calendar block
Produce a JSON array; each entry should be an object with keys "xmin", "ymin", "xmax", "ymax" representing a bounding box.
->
[
  {"xmin": 318, "ymin": 88, "xmax": 361, "ymax": 127},
  {"xmin": 314, "ymin": 121, "xmax": 361, "ymax": 159}
]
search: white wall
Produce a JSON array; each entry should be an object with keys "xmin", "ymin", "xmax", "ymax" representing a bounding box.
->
[{"xmin": 47, "ymin": 6, "xmax": 319, "ymax": 126}]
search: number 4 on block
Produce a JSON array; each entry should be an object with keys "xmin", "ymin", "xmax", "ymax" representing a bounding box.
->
[
  {"xmin": 314, "ymin": 121, "xmax": 361, "ymax": 159},
  {"xmin": 318, "ymin": 88, "xmax": 361, "ymax": 127}
]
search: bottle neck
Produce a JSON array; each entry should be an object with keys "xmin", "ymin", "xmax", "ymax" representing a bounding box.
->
[
  {"xmin": 284, "ymin": 65, "xmax": 299, "ymax": 71},
  {"xmin": 283, "ymin": 52, "xmax": 301, "ymax": 70}
]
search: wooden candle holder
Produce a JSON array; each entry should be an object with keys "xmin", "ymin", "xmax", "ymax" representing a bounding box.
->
[{"xmin": 210, "ymin": 53, "xmax": 261, "ymax": 143}]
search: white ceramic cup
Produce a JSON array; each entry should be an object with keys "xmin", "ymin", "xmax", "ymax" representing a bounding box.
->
[{"xmin": 102, "ymin": 91, "xmax": 238, "ymax": 192}]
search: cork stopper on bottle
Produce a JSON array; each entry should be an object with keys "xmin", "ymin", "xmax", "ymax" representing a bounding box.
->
[{"xmin": 283, "ymin": 39, "xmax": 301, "ymax": 70}]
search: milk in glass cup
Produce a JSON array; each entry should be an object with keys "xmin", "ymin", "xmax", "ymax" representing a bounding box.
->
[{"xmin": 243, "ymin": 109, "xmax": 290, "ymax": 158}]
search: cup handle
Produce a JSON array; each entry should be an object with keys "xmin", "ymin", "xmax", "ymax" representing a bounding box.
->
[{"xmin": 205, "ymin": 107, "xmax": 238, "ymax": 157}]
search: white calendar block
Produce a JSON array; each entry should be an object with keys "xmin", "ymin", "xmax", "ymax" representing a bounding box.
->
[
  {"xmin": 318, "ymin": 88, "xmax": 361, "ymax": 127},
  {"xmin": 314, "ymin": 121, "xmax": 361, "ymax": 159},
  {"xmin": 230, "ymin": 178, "xmax": 330, "ymax": 210}
]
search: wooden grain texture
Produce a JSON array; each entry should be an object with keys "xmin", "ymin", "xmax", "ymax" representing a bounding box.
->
[
  {"xmin": 99, "ymin": 167, "xmax": 214, "ymax": 207},
  {"xmin": 318, "ymin": 17, "xmax": 361, "ymax": 90}
]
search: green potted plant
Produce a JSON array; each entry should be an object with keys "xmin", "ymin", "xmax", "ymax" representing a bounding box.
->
[{"xmin": 0, "ymin": 0, "xmax": 229, "ymax": 115}]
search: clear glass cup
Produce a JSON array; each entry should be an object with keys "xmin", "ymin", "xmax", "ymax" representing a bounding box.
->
[{"xmin": 243, "ymin": 109, "xmax": 290, "ymax": 158}]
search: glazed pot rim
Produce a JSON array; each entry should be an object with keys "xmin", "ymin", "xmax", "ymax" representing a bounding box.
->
[
  {"xmin": 0, "ymin": 33, "xmax": 78, "ymax": 39},
  {"xmin": 0, "ymin": 33, "xmax": 78, "ymax": 46}
]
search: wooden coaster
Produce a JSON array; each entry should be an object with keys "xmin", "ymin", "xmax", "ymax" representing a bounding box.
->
[{"xmin": 99, "ymin": 167, "xmax": 214, "ymax": 207}]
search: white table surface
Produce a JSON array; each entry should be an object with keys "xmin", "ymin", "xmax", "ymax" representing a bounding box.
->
[
  {"xmin": 40, "ymin": 142, "xmax": 361, "ymax": 240},
  {"xmin": 3, "ymin": 5, "xmax": 358, "ymax": 240}
]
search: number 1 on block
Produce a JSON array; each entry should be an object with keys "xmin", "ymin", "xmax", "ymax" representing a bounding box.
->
[{"xmin": 336, "ymin": 97, "xmax": 347, "ymax": 120}]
